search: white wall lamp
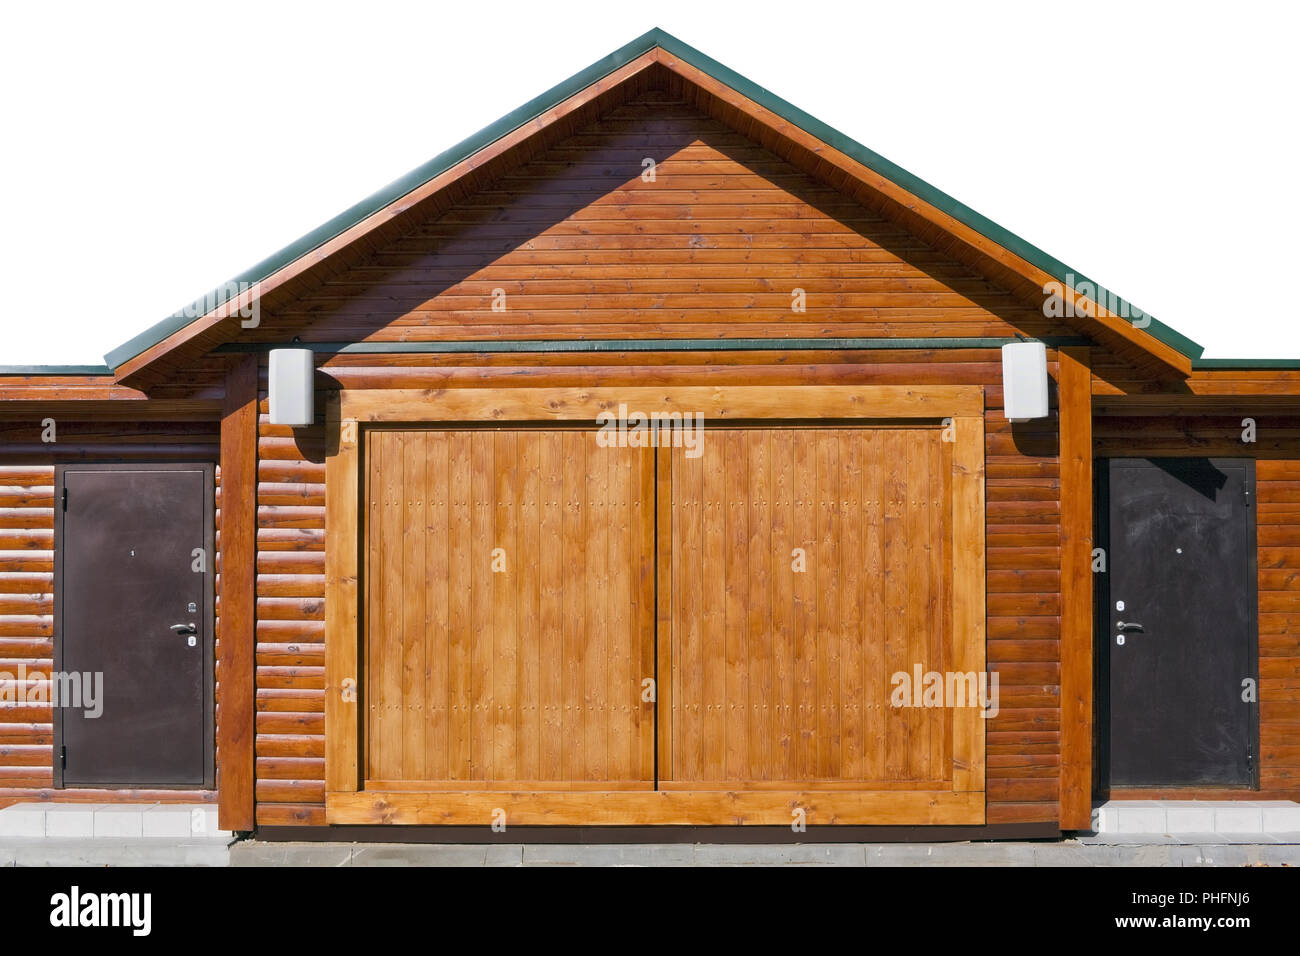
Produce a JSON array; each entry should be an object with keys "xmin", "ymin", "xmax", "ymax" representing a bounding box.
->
[
  {"xmin": 268, "ymin": 346, "xmax": 315, "ymax": 427},
  {"xmin": 1001, "ymin": 339, "xmax": 1049, "ymax": 423}
]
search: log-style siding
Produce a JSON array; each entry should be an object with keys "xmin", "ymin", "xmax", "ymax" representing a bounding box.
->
[
  {"xmin": 249, "ymin": 95, "xmax": 1077, "ymax": 346},
  {"xmin": 0, "ymin": 419, "xmax": 220, "ymax": 805},
  {"xmin": 1095, "ymin": 413, "xmax": 1300, "ymax": 798}
]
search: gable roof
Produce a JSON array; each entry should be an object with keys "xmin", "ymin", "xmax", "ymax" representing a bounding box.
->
[{"xmin": 91, "ymin": 28, "xmax": 1211, "ymax": 382}]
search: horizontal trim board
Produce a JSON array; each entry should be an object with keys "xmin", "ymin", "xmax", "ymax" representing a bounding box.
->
[
  {"xmin": 337, "ymin": 385, "xmax": 987, "ymax": 421},
  {"xmin": 258, "ymin": 822, "xmax": 1057, "ymax": 842},
  {"xmin": 217, "ymin": 337, "xmax": 1091, "ymax": 355},
  {"xmin": 326, "ymin": 790, "xmax": 986, "ymax": 826}
]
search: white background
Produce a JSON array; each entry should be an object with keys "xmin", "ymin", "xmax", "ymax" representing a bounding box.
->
[{"xmin": 1, "ymin": 0, "xmax": 1295, "ymax": 365}]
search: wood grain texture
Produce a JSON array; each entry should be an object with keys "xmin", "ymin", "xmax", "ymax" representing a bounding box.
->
[
  {"xmin": 1057, "ymin": 348, "xmax": 1093, "ymax": 828},
  {"xmin": 362, "ymin": 429, "xmax": 655, "ymax": 787},
  {"xmin": 324, "ymin": 398, "xmax": 359, "ymax": 794},
  {"xmin": 663, "ymin": 427, "xmax": 955, "ymax": 787},
  {"xmin": 247, "ymin": 95, "xmax": 1081, "ymax": 350},
  {"xmin": 340, "ymin": 385, "xmax": 984, "ymax": 423},
  {"xmin": 327, "ymin": 787, "xmax": 983, "ymax": 826},
  {"xmin": 218, "ymin": 354, "xmax": 258, "ymax": 831}
]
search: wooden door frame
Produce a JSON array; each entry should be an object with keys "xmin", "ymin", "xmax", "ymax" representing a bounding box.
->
[
  {"xmin": 324, "ymin": 385, "xmax": 987, "ymax": 825},
  {"xmin": 53, "ymin": 461, "xmax": 216, "ymax": 790}
]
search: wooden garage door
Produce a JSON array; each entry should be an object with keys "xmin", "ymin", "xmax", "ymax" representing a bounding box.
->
[
  {"xmin": 327, "ymin": 385, "xmax": 985, "ymax": 825},
  {"xmin": 364, "ymin": 429, "xmax": 655, "ymax": 789},
  {"xmin": 660, "ymin": 427, "xmax": 954, "ymax": 789}
]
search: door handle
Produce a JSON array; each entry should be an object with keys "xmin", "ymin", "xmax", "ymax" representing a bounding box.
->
[
  {"xmin": 1116, "ymin": 621, "xmax": 1144, "ymax": 632},
  {"xmin": 169, "ymin": 623, "xmax": 197, "ymax": 636}
]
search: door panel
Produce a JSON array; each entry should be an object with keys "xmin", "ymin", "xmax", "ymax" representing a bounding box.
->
[
  {"xmin": 1103, "ymin": 458, "xmax": 1258, "ymax": 787},
  {"xmin": 57, "ymin": 465, "xmax": 213, "ymax": 787},
  {"xmin": 365, "ymin": 429, "xmax": 655, "ymax": 788},
  {"xmin": 663, "ymin": 427, "xmax": 953, "ymax": 787}
]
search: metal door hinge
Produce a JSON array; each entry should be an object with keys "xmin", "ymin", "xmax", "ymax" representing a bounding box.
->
[
  {"xmin": 60, "ymin": 745, "xmax": 66, "ymax": 769},
  {"xmin": 61, "ymin": 487, "xmax": 67, "ymax": 511}
]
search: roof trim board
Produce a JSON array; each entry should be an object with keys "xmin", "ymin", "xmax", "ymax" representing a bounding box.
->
[{"xmin": 99, "ymin": 27, "xmax": 1209, "ymax": 375}]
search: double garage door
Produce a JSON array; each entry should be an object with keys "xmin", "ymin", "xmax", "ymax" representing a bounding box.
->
[{"xmin": 325, "ymin": 386, "xmax": 986, "ymax": 826}]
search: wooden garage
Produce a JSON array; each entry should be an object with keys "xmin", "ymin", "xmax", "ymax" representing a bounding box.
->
[{"xmin": 1, "ymin": 28, "xmax": 1297, "ymax": 836}]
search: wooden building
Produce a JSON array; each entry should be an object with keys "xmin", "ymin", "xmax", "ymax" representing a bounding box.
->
[{"xmin": 1, "ymin": 29, "xmax": 1296, "ymax": 837}]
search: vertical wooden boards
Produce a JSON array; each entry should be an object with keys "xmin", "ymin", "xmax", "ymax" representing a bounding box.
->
[
  {"xmin": 663, "ymin": 427, "xmax": 961, "ymax": 789},
  {"xmin": 320, "ymin": 385, "xmax": 988, "ymax": 826},
  {"xmin": 362, "ymin": 429, "xmax": 655, "ymax": 788},
  {"xmin": 324, "ymin": 397, "xmax": 359, "ymax": 794},
  {"xmin": 1058, "ymin": 347, "xmax": 1093, "ymax": 828},
  {"xmin": 217, "ymin": 354, "xmax": 257, "ymax": 830},
  {"xmin": 951, "ymin": 415, "xmax": 987, "ymax": 793}
]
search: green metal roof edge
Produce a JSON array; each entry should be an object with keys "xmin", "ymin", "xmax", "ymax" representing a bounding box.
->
[
  {"xmin": 0, "ymin": 365, "xmax": 115, "ymax": 376},
  {"xmin": 1192, "ymin": 358, "xmax": 1300, "ymax": 370},
  {"xmin": 102, "ymin": 26, "xmax": 1206, "ymax": 372}
]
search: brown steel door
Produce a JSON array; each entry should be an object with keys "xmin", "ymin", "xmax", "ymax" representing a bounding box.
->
[{"xmin": 56, "ymin": 464, "xmax": 214, "ymax": 787}]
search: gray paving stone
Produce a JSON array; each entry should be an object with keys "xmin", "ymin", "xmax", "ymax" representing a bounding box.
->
[
  {"xmin": 521, "ymin": 843, "xmax": 695, "ymax": 867},
  {"xmin": 4, "ymin": 840, "xmax": 229, "ymax": 867},
  {"xmin": 229, "ymin": 842, "xmax": 354, "ymax": 867},
  {"xmin": 692, "ymin": 843, "xmax": 865, "ymax": 866},
  {"xmin": 865, "ymin": 842, "xmax": 1038, "ymax": 867},
  {"xmin": 352, "ymin": 844, "xmax": 524, "ymax": 867}
]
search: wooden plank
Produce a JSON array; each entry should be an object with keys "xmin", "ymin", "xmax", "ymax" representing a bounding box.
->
[
  {"xmin": 538, "ymin": 431, "xmax": 564, "ymax": 780},
  {"xmin": 425, "ymin": 431, "xmax": 450, "ymax": 780},
  {"xmin": 634, "ymin": 446, "xmax": 656, "ymax": 780},
  {"xmin": 341, "ymin": 385, "xmax": 985, "ymax": 423},
  {"xmin": 655, "ymin": 445, "xmax": 674, "ymax": 782},
  {"xmin": 517, "ymin": 432, "xmax": 541, "ymax": 782},
  {"xmin": 323, "ymin": 393, "xmax": 359, "ymax": 796},
  {"xmin": 951, "ymin": 415, "xmax": 987, "ymax": 793},
  {"xmin": 447, "ymin": 432, "xmax": 472, "ymax": 779},
  {"xmin": 1057, "ymin": 347, "xmax": 1094, "ymax": 830},
  {"xmin": 218, "ymin": 354, "xmax": 257, "ymax": 830},
  {"xmin": 327, "ymin": 787, "xmax": 985, "ymax": 826},
  {"xmin": 401, "ymin": 432, "xmax": 427, "ymax": 779}
]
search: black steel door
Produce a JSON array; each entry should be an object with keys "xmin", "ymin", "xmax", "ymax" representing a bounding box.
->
[
  {"xmin": 55, "ymin": 464, "xmax": 214, "ymax": 787},
  {"xmin": 1100, "ymin": 458, "xmax": 1258, "ymax": 788}
]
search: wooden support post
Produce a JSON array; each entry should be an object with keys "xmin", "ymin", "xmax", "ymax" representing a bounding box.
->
[
  {"xmin": 325, "ymin": 397, "xmax": 361, "ymax": 793},
  {"xmin": 218, "ymin": 354, "xmax": 258, "ymax": 831},
  {"xmin": 1058, "ymin": 347, "xmax": 1094, "ymax": 830}
]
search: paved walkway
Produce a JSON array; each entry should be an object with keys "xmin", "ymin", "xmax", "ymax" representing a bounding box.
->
[
  {"xmin": 228, "ymin": 839, "xmax": 1300, "ymax": 867},
  {"xmin": 2, "ymin": 837, "xmax": 1296, "ymax": 867}
]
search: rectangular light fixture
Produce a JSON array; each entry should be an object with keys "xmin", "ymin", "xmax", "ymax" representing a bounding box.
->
[
  {"xmin": 1002, "ymin": 341, "xmax": 1049, "ymax": 422},
  {"xmin": 268, "ymin": 348, "xmax": 315, "ymax": 426}
]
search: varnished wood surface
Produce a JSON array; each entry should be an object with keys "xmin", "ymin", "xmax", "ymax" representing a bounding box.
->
[
  {"xmin": 363, "ymin": 429, "xmax": 655, "ymax": 787},
  {"xmin": 1057, "ymin": 348, "xmax": 1093, "ymax": 828},
  {"xmin": 662, "ymin": 427, "xmax": 953, "ymax": 786}
]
